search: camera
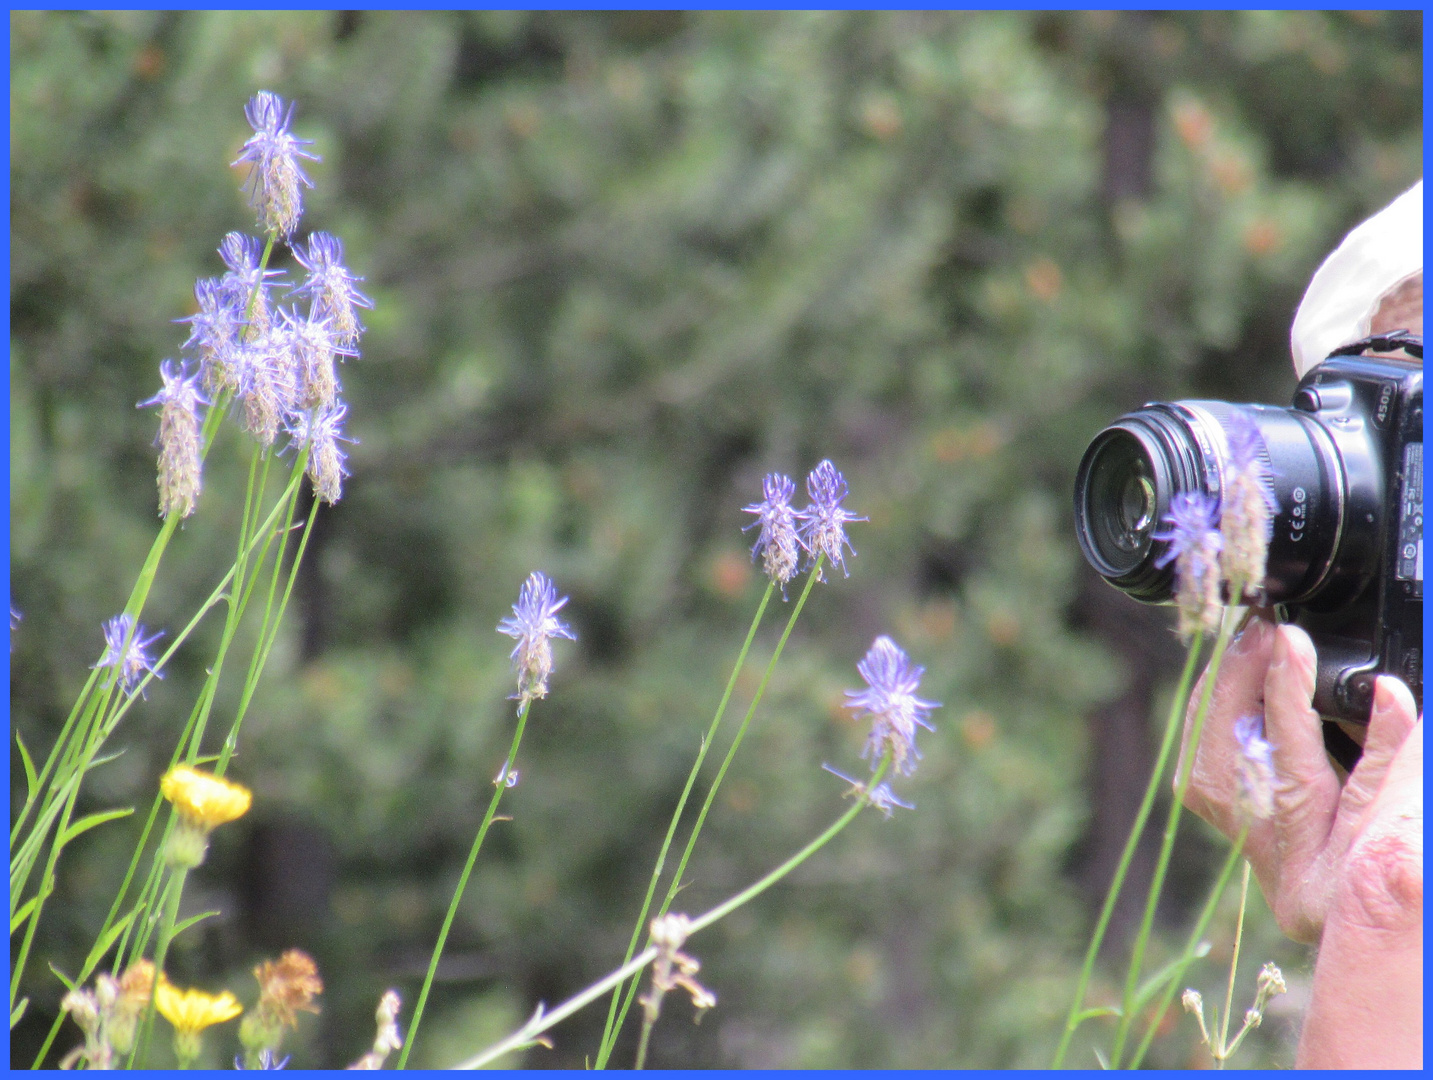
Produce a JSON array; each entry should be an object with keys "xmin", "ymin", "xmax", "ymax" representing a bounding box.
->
[{"xmin": 1073, "ymin": 333, "xmax": 1422, "ymax": 767}]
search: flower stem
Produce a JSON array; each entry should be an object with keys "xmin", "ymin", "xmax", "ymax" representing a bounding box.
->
[
  {"xmin": 128, "ymin": 866, "xmax": 188, "ymax": 1069},
  {"xmin": 595, "ymin": 580, "xmax": 775, "ymax": 1060},
  {"xmin": 398, "ymin": 700, "xmax": 535, "ymax": 1069},
  {"xmin": 1111, "ymin": 611, "xmax": 1237, "ymax": 1068},
  {"xmin": 1128, "ymin": 826, "xmax": 1248, "ymax": 1069},
  {"xmin": 454, "ymin": 753, "xmax": 891, "ymax": 1070},
  {"xmin": 1051, "ymin": 634, "xmax": 1203, "ymax": 1068},
  {"xmin": 596, "ymin": 557, "xmax": 823, "ymax": 1066},
  {"xmin": 1215, "ymin": 860, "xmax": 1251, "ymax": 1067}
]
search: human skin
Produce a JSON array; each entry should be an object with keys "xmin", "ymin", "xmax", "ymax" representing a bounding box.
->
[{"xmin": 1176, "ymin": 612, "xmax": 1422, "ymax": 1067}]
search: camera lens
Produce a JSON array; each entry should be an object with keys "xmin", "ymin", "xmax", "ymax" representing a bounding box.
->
[{"xmin": 1083, "ymin": 432, "xmax": 1157, "ymax": 572}]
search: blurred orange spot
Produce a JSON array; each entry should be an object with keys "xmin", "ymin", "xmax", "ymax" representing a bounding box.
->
[
  {"xmin": 1243, "ymin": 217, "xmax": 1282, "ymax": 257},
  {"xmin": 133, "ymin": 45, "xmax": 165, "ymax": 81},
  {"xmin": 985, "ymin": 609, "xmax": 1019, "ymax": 647},
  {"xmin": 930, "ymin": 421, "xmax": 1003, "ymax": 464},
  {"xmin": 709, "ymin": 549, "xmax": 751, "ymax": 600},
  {"xmin": 1024, "ymin": 257, "xmax": 1063, "ymax": 302},
  {"xmin": 960, "ymin": 709, "xmax": 996, "ymax": 751},
  {"xmin": 724, "ymin": 779, "xmax": 758, "ymax": 815},
  {"xmin": 844, "ymin": 946, "xmax": 880, "ymax": 988},
  {"xmin": 1173, "ymin": 100, "xmax": 1214, "ymax": 150},
  {"xmin": 918, "ymin": 602, "xmax": 956, "ymax": 643},
  {"xmin": 860, "ymin": 94, "xmax": 903, "ymax": 141},
  {"xmin": 505, "ymin": 101, "xmax": 541, "ymax": 139},
  {"xmin": 1209, "ymin": 152, "xmax": 1251, "ymax": 196}
]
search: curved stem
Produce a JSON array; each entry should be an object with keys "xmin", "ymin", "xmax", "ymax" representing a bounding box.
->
[
  {"xmin": 398, "ymin": 701, "xmax": 535, "ymax": 1069},
  {"xmin": 596, "ymin": 558, "xmax": 823, "ymax": 1066},
  {"xmin": 455, "ymin": 754, "xmax": 891, "ymax": 1071},
  {"xmin": 1051, "ymin": 637, "xmax": 1203, "ymax": 1067},
  {"xmin": 595, "ymin": 581, "xmax": 775, "ymax": 1059},
  {"xmin": 1110, "ymin": 612, "xmax": 1236, "ymax": 1068},
  {"xmin": 1216, "ymin": 860, "xmax": 1251, "ymax": 1065}
]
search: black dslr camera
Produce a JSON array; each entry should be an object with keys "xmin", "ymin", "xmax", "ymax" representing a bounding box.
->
[{"xmin": 1073, "ymin": 333, "xmax": 1422, "ymax": 770}]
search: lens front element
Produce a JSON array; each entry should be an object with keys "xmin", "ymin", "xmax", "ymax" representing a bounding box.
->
[{"xmin": 1080, "ymin": 430, "xmax": 1159, "ymax": 576}]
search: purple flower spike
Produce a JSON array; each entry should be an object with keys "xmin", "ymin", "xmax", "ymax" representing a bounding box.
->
[
  {"xmin": 821, "ymin": 763, "xmax": 915, "ymax": 819},
  {"xmin": 139, "ymin": 360, "xmax": 209, "ymax": 519},
  {"xmin": 234, "ymin": 91, "xmax": 319, "ymax": 238},
  {"xmin": 93, "ymin": 614, "xmax": 164, "ymax": 696},
  {"xmin": 846, "ymin": 636, "xmax": 940, "ymax": 777},
  {"xmin": 497, "ymin": 572, "xmax": 578, "ymax": 711},
  {"xmin": 1153, "ymin": 491, "xmax": 1224, "ymax": 640},
  {"xmin": 292, "ymin": 232, "xmax": 373, "ymax": 351},
  {"xmin": 1233, "ymin": 713, "xmax": 1276, "ymax": 819},
  {"xmin": 743, "ymin": 473, "xmax": 801, "ymax": 592},
  {"xmin": 797, "ymin": 460, "xmax": 867, "ymax": 582},
  {"xmin": 1221, "ymin": 412, "xmax": 1278, "ymax": 600}
]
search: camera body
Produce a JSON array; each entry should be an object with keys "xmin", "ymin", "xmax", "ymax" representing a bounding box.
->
[{"xmin": 1074, "ymin": 339, "xmax": 1422, "ymax": 735}]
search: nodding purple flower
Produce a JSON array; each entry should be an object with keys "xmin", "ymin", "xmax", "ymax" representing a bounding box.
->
[
  {"xmin": 796, "ymin": 460, "xmax": 867, "ymax": 581},
  {"xmin": 1221, "ymin": 413, "xmax": 1278, "ymax": 600},
  {"xmin": 1153, "ymin": 491, "xmax": 1224, "ymax": 641},
  {"xmin": 821, "ymin": 764, "xmax": 915, "ymax": 819},
  {"xmin": 291, "ymin": 233, "xmax": 372, "ymax": 350},
  {"xmin": 234, "ymin": 91, "xmax": 319, "ymax": 239},
  {"xmin": 743, "ymin": 473, "xmax": 801, "ymax": 592},
  {"xmin": 11, "ymin": 606, "xmax": 21, "ymax": 653},
  {"xmin": 284, "ymin": 401, "xmax": 352, "ymax": 505},
  {"xmin": 180, "ymin": 278, "xmax": 245, "ymax": 396},
  {"xmin": 139, "ymin": 360, "xmax": 209, "ymax": 520},
  {"xmin": 497, "ymin": 572, "xmax": 577, "ymax": 712},
  {"xmin": 846, "ymin": 636, "xmax": 939, "ymax": 777},
  {"xmin": 236, "ymin": 1049, "xmax": 290, "ymax": 1070},
  {"xmin": 218, "ymin": 232, "xmax": 283, "ymax": 335},
  {"xmin": 1233, "ymin": 714, "xmax": 1276, "ymax": 819},
  {"xmin": 93, "ymin": 614, "xmax": 163, "ymax": 696}
]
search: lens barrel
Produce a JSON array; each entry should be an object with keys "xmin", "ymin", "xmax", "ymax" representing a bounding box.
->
[{"xmin": 1074, "ymin": 400, "xmax": 1353, "ymax": 606}]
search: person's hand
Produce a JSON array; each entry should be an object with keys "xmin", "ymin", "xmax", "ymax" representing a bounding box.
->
[
  {"xmin": 1174, "ymin": 612, "xmax": 1420, "ymax": 943},
  {"xmin": 1295, "ymin": 716, "xmax": 1423, "ymax": 1068}
]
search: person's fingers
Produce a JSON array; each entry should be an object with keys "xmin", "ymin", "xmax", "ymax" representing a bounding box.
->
[
  {"xmin": 1328, "ymin": 676, "xmax": 1420, "ymax": 852},
  {"xmin": 1177, "ymin": 614, "xmax": 1274, "ymax": 831},
  {"xmin": 1259, "ymin": 624, "xmax": 1343, "ymax": 941}
]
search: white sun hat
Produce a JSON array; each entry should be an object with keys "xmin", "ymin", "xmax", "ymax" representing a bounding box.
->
[{"xmin": 1289, "ymin": 180, "xmax": 1423, "ymax": 378}]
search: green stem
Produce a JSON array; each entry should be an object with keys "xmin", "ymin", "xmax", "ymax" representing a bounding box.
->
[
  {"xmin": 128, "ymin": 867, "xmax": 188, "ymax": 1069},
  {"xmin": 595, "ymin": 581, "xmax": 775, "ymax": 1059},
  {"xmin": 1215, "ymin": 860, "xmax": 1251, "ymax": 1066},
  {"xmin": 1128, "ymin": 827, "xmax": 1249, "ymax": 1069},
  {"xmin": 397, "ymin": 700, "xmax": 535, "ymax": 1069},
  {"xmin": 454, "ymin": 754, "xmax": 892, "ymax": 1071},
  {"xmin": 596, "ymin": 558, "xmax": 823, "ymax": 1067},
  {"xmin": 1111, "ymin": 612, "xmax": 1237, "ymax": 1068},
  {"xmin": 1051, "ymin": 636, "xmax": 1203, "ymax": 1068}
]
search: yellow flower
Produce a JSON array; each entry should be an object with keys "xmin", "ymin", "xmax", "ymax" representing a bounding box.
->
[
  {"xmin": 160, "ymin": 766, "xmax": 252, "ymax": 830},
  {"xmin": 156, "ymin": 977, "xmax": 243, "ymax": 1035}
]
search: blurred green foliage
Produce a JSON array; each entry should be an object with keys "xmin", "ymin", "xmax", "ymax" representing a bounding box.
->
[{"xmin": 10, "ymin": 10, "xmax": 1421, "ymax": 1069}]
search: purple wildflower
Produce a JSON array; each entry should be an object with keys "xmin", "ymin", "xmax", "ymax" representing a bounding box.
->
[
  {"xmin": 846, "ymin": 636, "xmax": 940, "ymax": 777},
  {"xmin": 796, "ymin": 460, "xmax": 867, "ymax": 581},
  {"xmin": 282, "ymin": 307, "xmax": 350, "ymax": 411},
  {"xmin": 496, "ymin": 572, "xmax": 577, "ymax": 711},
  {"xmin": 284, "ymin": 401, "xmax": 352, "ymax": 505},
  {"xmin": 234, "ymin": 322, "xmax": 299, "ymax": 449},
  {"xmin": 93, "ymin": 614, "xmax": 163, "ymax": 696},
  {"xmin": 291, "ymin": 233, "xmax": 372, "ymax": 350},
  {"xmin": 180, "ymin": 278, "xmax": 245, "ymax": 395},
  {"xmin": 821, "ymin": 763, "xmax": 915, "ymax": 819},
  {"xmin": 1233, "ymin": 713, "xmax": 1276, "ymax": 819},
  {"xmin": 1221, "ymin": 413, "xmax": 1278, "ymax": 600},
  {"xmin": 742, "ymin": 473, "xmax": 801, "ymax": 591},
  {"xmin": 1153, "ymin": 491, "xmax": 1224, "ymax": 641},
  {"xmin": 233, "ymin": 91, "xmax": 319, "ymax": 238},
  {"xmin": 218, "ymin": 232, "xmax": 283, "ymax": 335},
  {"xmin": 138, "ymin": 360, "xmax": 208, "ymax": 519}
]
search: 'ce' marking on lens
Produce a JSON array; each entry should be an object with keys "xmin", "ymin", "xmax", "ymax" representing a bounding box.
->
[{"xmin": 1290, "ymin": 486, "xmax": 1306, "ymax": 542}]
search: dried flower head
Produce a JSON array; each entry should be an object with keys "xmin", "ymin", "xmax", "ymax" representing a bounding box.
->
[
  {"xmin": 821, "ymin": 763, "xmax": 915, "ymax": 819},
  {"xmin": 59, "ymin": 985, "xmax": 110, "ymax": 1070},
  {"xmin": 156, "ymin": 976, "xmax": 243, "ymax": 1067},
  {"xmin": 743, "ymin": 473, "xmax": 801, "ymax": 591},
  {"xmin": 234, "ymin": 91, "xmax": 318, "ymax": 238},
  {"xmin": 241, "ymin": 950, "xmax": 323, "ymax": 1066},
  {"xmin": 108, "ymin": 960, "xmax": 155, "ymax": 1057},
  {"xmin": 1181, "ymin": 987, "xmax": 1203, "ymax": 1017},
  {"xmin": 1233, "ymin": 714, "xmax": 1276, "ymax": 819},
  {"xmin": 92, "ymin": 614, "xmax": 164, "ymax": 697},
  {"xmin": 284, "ymin": 401, "xmax": 352, "ymax": 504},
  {"xmin": 846, "ymin": 636, "xmax": 940, "ymax": 777},
  {"xmin": 348, "ymin": 990, "xmax": 403, "ymax": 1070},
  {"xmin": 1220, "ymin": 413, "xmax": 1278, "ymax": 600},
  {"xmin": 796, "ymin": 460, "xmax": 867, "ymax": 581},
  {"xmin": 1153, "ymin": 492, "xmax": 1224, "ymax": 641},
  {"xmin": 497, "ymin": 572, "xmax": 577, "ymax": 711},
  {"xmin": 639, "ymin": 913, "xmax": 716, "ymax": 1030},
  {"xmin": 139, "ymin": 360, "xmax": 208, "ymax": 520},
  {"xmin": 292, "ymin": 232, "xmax": 373, "ymax": 350}
]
